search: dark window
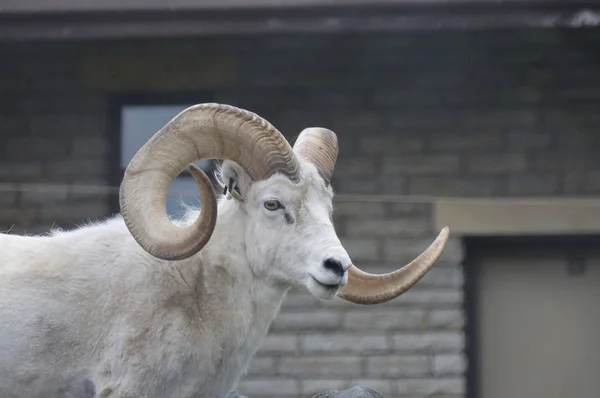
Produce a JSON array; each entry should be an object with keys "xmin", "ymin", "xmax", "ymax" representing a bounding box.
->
[{"xmin": 115, "ymin": 94, "xmax": 216, "ymax": 219}]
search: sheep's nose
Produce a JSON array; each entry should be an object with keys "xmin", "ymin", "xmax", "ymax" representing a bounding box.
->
[{"xmin": 323, "ymin": 258, "xmax": 345, "ymax": 278}]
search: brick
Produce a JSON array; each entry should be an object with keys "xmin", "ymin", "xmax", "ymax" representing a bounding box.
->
[
  {"xmin": 302, "ymin": 334, "xmax": 388, "ymax": 354},
  {"xmin": 366, "ymin": 355, "xmax": 430, "ymax": 377},
  {"xmin": 271, "ymin": 311, "xmax": 343, "ymax": 331},
  {"xmin": 393, "ymin": 332, "xmax": 465, "ymax": 353},
  {"xmin": 333, "ymin": 174, "xmax": 407, "ymax": 195},
  {"xmin": 409, "ymin": 176, "xmax": 505, "ymax": 196},
  {"xmin": 428, "ymin": 131, "xmax": 504, "ymax": 151},
  {"xmin": 339, "ymin": 238, "xmax": 380, "ymax": 263},
  {"xmin": 29, "ymin": 113, "xmax": 105, "ymax": 136},
  {"xmin": 330, "ymin": 110, "xmax": 383, "ymax": 132},
  {"xmin": 545, "ymin": 109, "xmax": 600, "ymax": 126},
  {"xmin": 0, "ymin": 113, "xmax": 26, "ymax": 133},
  {"xmin": 333, "ymin": 201, "xmax": 386, "ymax": 218},
  {"xmin": 6, "ymin": 136, "xmax": 70, "ymax": 160},
  {"xmin": 395, "ymin": 378, "xmax": 464, "ymax": 395},
  {"xmin": 387, "ymin": 202, "xmax": 430, "ymax": 217},
  {"xmin": 564, "ymin": 170, "xmax": 600, "ymax": 194},
  {"xmin": 26, "ymin": 95, "xmax": 106, "ymax": 113},
  {"xmin": 359, "ymin": 134, "xmax": 424, "ymax": 155},
  {"xmin": 530, "ymin": 152, "xmax": 599, "ymax": 171},
  {"xmin": 428, "ymin": 309, "xmax": 465, "ymax": 329},
  {"xmin": 372, "ymin": 88, "xmax": 439, "ymax": 108},
  {"xmin": 508, "ymin": 131, "xmax": 553, "ymax": 149},
  {"xmin": 335, "ymin": 157, "xmax": 378, "ymax": 177},
  {"xmin": 443, "ymin": 86, "xmax": 541, "ymax": 105},
  {"xmin": 0, "ymin": 162, "xmax": 44, "ymax": 182},
  {"xmin": 466, "ymin": 153, "xmax": 527, "ymax": 174},
  {"xmin": 245, "ymin": 357, "xmax": 278, "ymax": 376},
  {"xmin": 45, "ymin": 159, "xmax": 108, "ymax": 179},
  {"xmin": 68, "ymin": 184, "xmax": 116, "ymax": 201},
  {"xmin": 380, "ymin": 176, "xmax": 407, "ymax": 194},
  {"xmin": 433, "ymin": 354, "xmax": 467, "ymax": 375},
  {"xmin": 307, "ymin": 89, "xmax": 368, "ymax": 108},
  {"xmin": 279, "ymin": 356, "xmax": 362, "ymax": 377},
  {"xmin": 390, "ymin": 111, "xmax": 459, "ymax": 128},
  {"xmin": 342, "ymin": 309, "xmax": 428, "ymax": 331},
  {"xmin": 383, "ymin": 155, "xmax": 459, "ymax": 175},
  {"xmin": 72, "ymin": 135, "xmax": 110, "ymax": 156},
  {"xmin": 237, "ymin": 378, "xmax": 299, "ymax": 396},
  {"xmin": 301, "ymin": 380, "xmax": 351, "ymax": 397},
  {"xmin": 555, "ymin": 130, "xmax": 600, "ymax": 150},
  {"xmin": 0, "ymin": 191, "xmax": 17, "ymax": 206},
  {"xmin": 345, "ymin": 218, "xmax": 430, "ymax": 238},
  {"xmin": 39, "ymin": 202, "xmax": 110, "ymax": 224},
  {"xmin": 286, "ymin": 110, "xmax": 332, "ymax": 133},
  {"xmin": 463, "ymin": 110, "xmax": 538, "ymax": 127},
  {"xmin": 347, "ymin": 380, "xmax": 393, "ymax": 396},
  {"xmin": 335, "ymin": 176, "xmax": 383, "ymax": 195},
  {"xmin": 508, "ymin": 174, "xmax": 560, "ymax": 195},
  {"xmin": 0, "ymin": 208, "xmax": 37, "ymax": 227},
  {"xmin": 257, "ymin": 333, "xmax": 298, "ymax": 354},
  {"xmin": 20, "ymin": 186, "xmax": 68, "ymax": 204}
]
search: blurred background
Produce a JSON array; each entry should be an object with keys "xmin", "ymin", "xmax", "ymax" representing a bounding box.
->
[{"xmin": 1, "ymin": 1, "xmax": 600, "ymax": 397}]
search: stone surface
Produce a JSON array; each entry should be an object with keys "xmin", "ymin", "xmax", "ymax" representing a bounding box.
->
[
  {"xmin": 216, "ymin": 391, "xmax": 249, "ymax": 398},
  {"xmin": 312, "ymin": 386, "xmax": 384, "ymax": 398}
]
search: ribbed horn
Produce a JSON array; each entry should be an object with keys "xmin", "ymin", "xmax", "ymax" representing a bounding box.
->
[
  {"xmin": 120, "ymin": 103, "xmax": 300, "ymax": 261},
  {"xmin": 337, "ymin": 227, "xmax": 450, "ymax": 304},
  {"xmin": 293, "ymin": 127, "xmax": 338, "ymax": 186}
]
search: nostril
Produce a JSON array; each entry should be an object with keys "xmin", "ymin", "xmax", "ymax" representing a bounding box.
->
[{"xmin": 323, "ymin": 258, "xmax": 344, "ymax": 278}]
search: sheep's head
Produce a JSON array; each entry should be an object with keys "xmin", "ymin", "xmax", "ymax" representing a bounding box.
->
[
  {"xmin": 119, "ymin": 104, "xmax": 449, "ymax": 304},
  {"xmin": 216, "ymin": 132, "xmax": 348, "ymax": 301}
]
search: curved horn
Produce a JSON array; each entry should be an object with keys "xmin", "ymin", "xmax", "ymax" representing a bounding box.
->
[
  {"xmin": 337, "ymin": 227, "xmax": 450, "ymax": 304},
  {"xmin": 293, "ymin": 128, "xmax": 338, "ymax": 186},
  {"xmin": 120, "ymin": 103, "xmax": 300, "ymax": 261}
]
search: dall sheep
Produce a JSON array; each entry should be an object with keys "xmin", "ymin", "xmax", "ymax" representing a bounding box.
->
[{"xmin": 0, "ymin": 104, "xmax": 449, "ymax": 398}]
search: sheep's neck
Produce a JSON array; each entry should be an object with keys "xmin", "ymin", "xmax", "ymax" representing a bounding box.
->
[
  {"xmin": 194, "ymin": 203, "xmax": 289, "ymax": 392},
  {"xmin": 199, "ymin": 267, "xmax": 287, "ymax": 392}
]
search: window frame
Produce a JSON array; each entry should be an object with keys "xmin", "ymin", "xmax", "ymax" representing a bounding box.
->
[{"xmin": 108, "ymin": 91, "xmax": 216, "ymax": 215}]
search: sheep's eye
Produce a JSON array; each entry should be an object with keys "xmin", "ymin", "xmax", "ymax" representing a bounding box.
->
[{"xmin": 264, "ymin": 200, "xmax": 282, "ymax": 211}]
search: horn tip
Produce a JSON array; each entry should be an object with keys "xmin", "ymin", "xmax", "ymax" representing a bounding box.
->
[{"xmin": 436, "ymin": 226, "xmax": 450, "ymax": 248}]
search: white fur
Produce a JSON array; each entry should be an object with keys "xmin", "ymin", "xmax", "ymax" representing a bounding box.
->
[{"xmin": 0, "ymin": 159, "xmax": 352, "ymax": 398}]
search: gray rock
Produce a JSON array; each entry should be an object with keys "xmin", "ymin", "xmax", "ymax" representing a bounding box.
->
[
  {"xmin": 215, "ymin": 391, "xmax": 249, "ymax": 398},
  {"xmin": 312, "ymin": 386, "xmax": 384, "ymax": 398},
  {"xmin": 215, "ymin": 386, "xmax": 383, "ymax": 398}
]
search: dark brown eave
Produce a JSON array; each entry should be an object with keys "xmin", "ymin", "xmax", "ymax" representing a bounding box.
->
[{"xmin": 1, "ymin": 0, "xmax": 599, "ymax": 40}]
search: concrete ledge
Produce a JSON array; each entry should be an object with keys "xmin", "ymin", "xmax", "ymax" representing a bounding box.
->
[{"xmin": 434, "ymin": 197, "xmax": 600, "ymax": 236}]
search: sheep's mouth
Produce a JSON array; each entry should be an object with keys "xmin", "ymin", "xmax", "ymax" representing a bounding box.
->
[{"xmin": 310, "ymin": 275, "xmax": 340, "ymax": 290}]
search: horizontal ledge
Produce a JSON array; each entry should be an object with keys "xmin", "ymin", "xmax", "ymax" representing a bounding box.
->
[
  {"xmin": 1, "ymin": 6, "xmax": 599, "ymax": 40},
  {"xmin": 3, "ymin": 0, "xmax": 599, "ymax": 15},
  {"xmin": 434, "ymin": 196, "xmax": 600, "ymax": 236}
]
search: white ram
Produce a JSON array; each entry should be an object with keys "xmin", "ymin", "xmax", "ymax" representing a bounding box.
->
[{"xmin": 0, "ymin": 104, "xmax": 449, "ymax": 398}]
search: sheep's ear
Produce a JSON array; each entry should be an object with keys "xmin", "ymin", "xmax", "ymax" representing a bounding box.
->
[{"xmin": 219, "ymin": 160, "xmax": 251, "ymax": 200}]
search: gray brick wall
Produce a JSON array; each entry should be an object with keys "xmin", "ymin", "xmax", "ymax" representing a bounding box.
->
[
  {"xmin": 0, "ymin": 44, "xmax": 110, "ymax": 234},
  {"xmin": 1, "ymin": 28, "xmax": 600, "ymax": 397}
]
